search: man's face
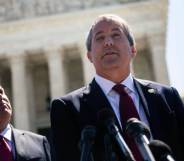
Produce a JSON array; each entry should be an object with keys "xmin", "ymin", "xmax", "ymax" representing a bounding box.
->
[
  {"xmin": 87, "ymin": 19, "xmax": 136, "ymax": 78},
  {"xmin": 0, "ymin": 86, "xmax": 12, "ymax": 132}
]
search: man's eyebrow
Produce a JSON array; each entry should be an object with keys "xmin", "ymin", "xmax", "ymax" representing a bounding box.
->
[
  {"xmin": 94, "ymin": 28, "xmax": 122, "ymax": 38},
  {"xmin": 112, "ymin": 28, "xmax": 121, "ymax": 32},
  {"xmin": 94, "ymin": 31, "xmax": 104, "ymax": 37}
]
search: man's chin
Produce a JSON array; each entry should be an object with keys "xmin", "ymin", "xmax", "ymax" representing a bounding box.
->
[
  {"xmin": 102, "ymin": 59, "xmax": 120, "ymax": 68},
  {"xmin": 103, "ymin": 64, "xmax": 120, "ymax": 71}
]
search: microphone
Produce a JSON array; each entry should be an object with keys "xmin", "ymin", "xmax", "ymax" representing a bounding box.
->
[
  {"xmin": 126, "ymin": 118, "xmax": 156, "ymax": 161},
  {"xmin": 98, "ymin": 109, "xmax": 136, "ymax": 161},
  {"xmin": 80, "ymin": 126, "xmax": 96, "ymax": 161},
  {"xmin": 149, "ymin": 140, "xmax": 175, "ymax": 161}
]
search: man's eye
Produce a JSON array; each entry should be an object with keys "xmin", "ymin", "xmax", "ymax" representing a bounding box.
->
[
  {"xmin": 112, "ymin": 33, "xmax": 121, "ymax": 39},
  {"xmin": 96, "ymin": 35, "xmax": 105, "ymax": 41}
]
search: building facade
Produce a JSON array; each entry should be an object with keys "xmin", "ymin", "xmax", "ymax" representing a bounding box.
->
[{"xmin": 0, "ymin": 0, "xmax": 169, "ymax": 137}]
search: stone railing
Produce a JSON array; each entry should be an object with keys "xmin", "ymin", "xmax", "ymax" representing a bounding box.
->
[{"xmin": 0, "ymin": 0, "xmax": 148, "ymax": 22}]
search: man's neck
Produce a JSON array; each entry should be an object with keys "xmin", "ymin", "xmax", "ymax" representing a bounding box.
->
[
  {"xmin": 96, "ymin": 70, "xmax": 130, "ymax": 84},
  {"xmin": 0, "ymin": 126, "xmax": 7, "ymax": 133},
  {"xmin": 0, "ymin": 124, "xmax": 9, "ymax": 135}
]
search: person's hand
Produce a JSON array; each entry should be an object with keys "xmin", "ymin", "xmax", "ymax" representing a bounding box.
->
[{"xmin": 0, "ymin": 86, "xmax": 12, "ymax": 132}]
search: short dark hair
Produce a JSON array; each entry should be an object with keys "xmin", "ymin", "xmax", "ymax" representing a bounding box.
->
[{"xmin": 86, "ymin": 14, "xmax": 135, "ymax": 51}]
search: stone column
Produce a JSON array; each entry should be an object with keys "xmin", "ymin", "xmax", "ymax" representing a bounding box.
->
[
  {"xmin": 80, "ymin": 45, "xmax": 95, "ymax": 85},
  {"xmin": 46, "ymin": 47, "xmax": 66, "ymax": 99},
  {"xmin": 9, "ymin": 55, "xmax": 31, "ymax": 130},
  {"xmin": 149, "ymin": 35, "xmax": 169, "ymax": 85}
]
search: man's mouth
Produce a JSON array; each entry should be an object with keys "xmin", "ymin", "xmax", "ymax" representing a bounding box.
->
[{"xmin": 102, "ymin": 51, "xmax": 118, "ymax": 58}]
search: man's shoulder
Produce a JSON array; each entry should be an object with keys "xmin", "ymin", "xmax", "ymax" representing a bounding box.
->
[
  {"xmin": 12, "ymin": 127, "xmax": 51, "ymax": 161},
  {"xmin": 13, "ymin": 128, "xmax": 46, "ymax": 140},
  {"xmin": 64, "ymin": 85, "xmax": 89, "ymax": 99},
  {"xmin": 134, "ymin": 78, "xmax": 180, "ymax": 98},
  {"xmin": 135, "ymin": 78, "xmax": 171, "ymax": 89},
  {"xmin": 51, "ymin": 85, "xmax": 91, "ymax": 112}
]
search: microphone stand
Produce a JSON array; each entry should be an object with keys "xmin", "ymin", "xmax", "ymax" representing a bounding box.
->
[
  {"xmin": 104, "ymin": 134, "xmax": 118, "ymax": 161},
  {"xmin": 126, "ymin": 118, "xmax": 156, "ymax": 161},
  {"xmin": 80, "ymin": 126, "xmax": 96, "ymax": 161},
  {"xmin": 98, "ymin": 109, "xmax": 135, "ymax": 161}
]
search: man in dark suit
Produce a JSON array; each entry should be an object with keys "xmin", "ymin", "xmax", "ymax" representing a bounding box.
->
[
  {"xmin": 50, "ymin": 14, "xmax": 184, "ymax": 161},
  {"xmin": 0, "ymin": 85, "xmax": 51, "ymax": 161}
]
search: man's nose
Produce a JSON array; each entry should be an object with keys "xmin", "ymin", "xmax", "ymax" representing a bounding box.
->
[{"xmin": 104, "ymin": 37, "xmax": 114, "ymax": 46}]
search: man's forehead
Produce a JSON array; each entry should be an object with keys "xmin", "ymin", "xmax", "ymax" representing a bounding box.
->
[
  {"xmin": 93, "ymin": 18, "xmax": 122, "ymax": 28},
  {"xmin": 92, "ymin": 19, "xmax": 123, "ymax": 34}
]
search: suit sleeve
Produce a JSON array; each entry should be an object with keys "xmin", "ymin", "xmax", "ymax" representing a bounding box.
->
[
  {"xmin": 43, "ymin": 136, "xmax": 51, "ymax": 161},
  {"xmin": 171, "ymin": 87, "xmax": 184, "ymax": 140},
  {"xmin": 50, "ymin": 99, "xmax": 80, "ymax": 161},
  {"xmin": 165, "ymin": 87, "xmax": 184, "ymax": 160}
]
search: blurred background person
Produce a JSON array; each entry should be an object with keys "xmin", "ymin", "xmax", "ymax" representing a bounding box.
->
[{"xmin": 0, "ymin": 85, "xmax": 51, "ymax": 161}]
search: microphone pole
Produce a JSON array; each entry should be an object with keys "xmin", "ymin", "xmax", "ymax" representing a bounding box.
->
[
  {"xmin": 80, "ymin": 126, "xmax": 96, "ymax": 161},
  {"xmin": 104, "ymin": 134, "xmax": 116, "ymax": 161},
  {"xmin": 98, "ymin": 109, "xmax": 136, "ymax": 161},
  {"xmin": 149, "ymin": 140, "xmax": 175, "ymax": 161},
  {"xmin": 126, "ymin": 118, "xmax": 156, "ymax": 161}
]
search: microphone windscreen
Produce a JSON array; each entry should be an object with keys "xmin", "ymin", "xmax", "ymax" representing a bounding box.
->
[
  {"xmin": 81, "ymin": 126, "xmax": 96, "ymax": 140},
  {"xmin": 125, "ymin": 118, "xmax": 151, "ymax": 140},
  {"xmin": 149, "ymin": 140, "xmax": 173, "ymax": 161}
]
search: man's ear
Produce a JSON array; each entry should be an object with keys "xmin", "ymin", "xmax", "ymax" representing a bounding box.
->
[
  {"xmin": 87, "ymin": 52, "xmax": 93, "ymax": 63},
  {"xmin": 131, "ymin": 46, "xmax": 137, "ymax": 57}
]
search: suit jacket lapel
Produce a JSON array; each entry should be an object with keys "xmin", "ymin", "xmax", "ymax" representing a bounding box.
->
[
  {"xmin": 133, "ymin": 79, "xmax": 163, "ymax": 139},
  {"xmin": 12, "ymin": 128, "xmax": 42, "ymax": 161},
  {"xmin": 133, "ymin": 79, "xmax": 174, "ymax": 140},
  {"xmin": 134, "ymin": 79, "xmax": 151, "ymax": 120},
  {"xmin": 80, "ymin": 79, "xmax": 121, "ymax": 130},
  {"xmin": 12, "ymin": 128, "xmax": 25, "ymax": 161}
]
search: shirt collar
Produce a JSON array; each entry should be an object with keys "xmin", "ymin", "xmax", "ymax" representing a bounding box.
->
[
  {"xmin": 0, "ymin": 124, "xmax": 12, "ymax": 142},
  {"xmin": 95, "ymin": 73, "xmax": 135, "ymax": 95},
  {"xmin": 121, "ymin": 74, "xmax": 136, "ymax": 94},
  {"xmin": 95, "ymin": 74, "xmax": 116, "ymax": 95}
]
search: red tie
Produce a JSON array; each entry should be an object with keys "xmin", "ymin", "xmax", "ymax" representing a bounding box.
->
[
  {"xmin": 113, "ymin": 84, "xmax": 143, "ymax": 161},
  {"xmin": 0, "ymin": 136, "xmax": 13, "ymax": 161}
]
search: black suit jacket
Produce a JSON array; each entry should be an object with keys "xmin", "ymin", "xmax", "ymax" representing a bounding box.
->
[
  {"xmin": 12, "ymin": 127, "xmax": 51, "ymax": 161},
  {"xmin": 51, "ymin": 78, "xmax": 184, "ymax": 161}
]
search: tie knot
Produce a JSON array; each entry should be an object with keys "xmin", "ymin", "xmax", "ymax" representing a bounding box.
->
[{"xmin": 113, "ymin": 84, "xmax": 127, "ymax": 95}]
